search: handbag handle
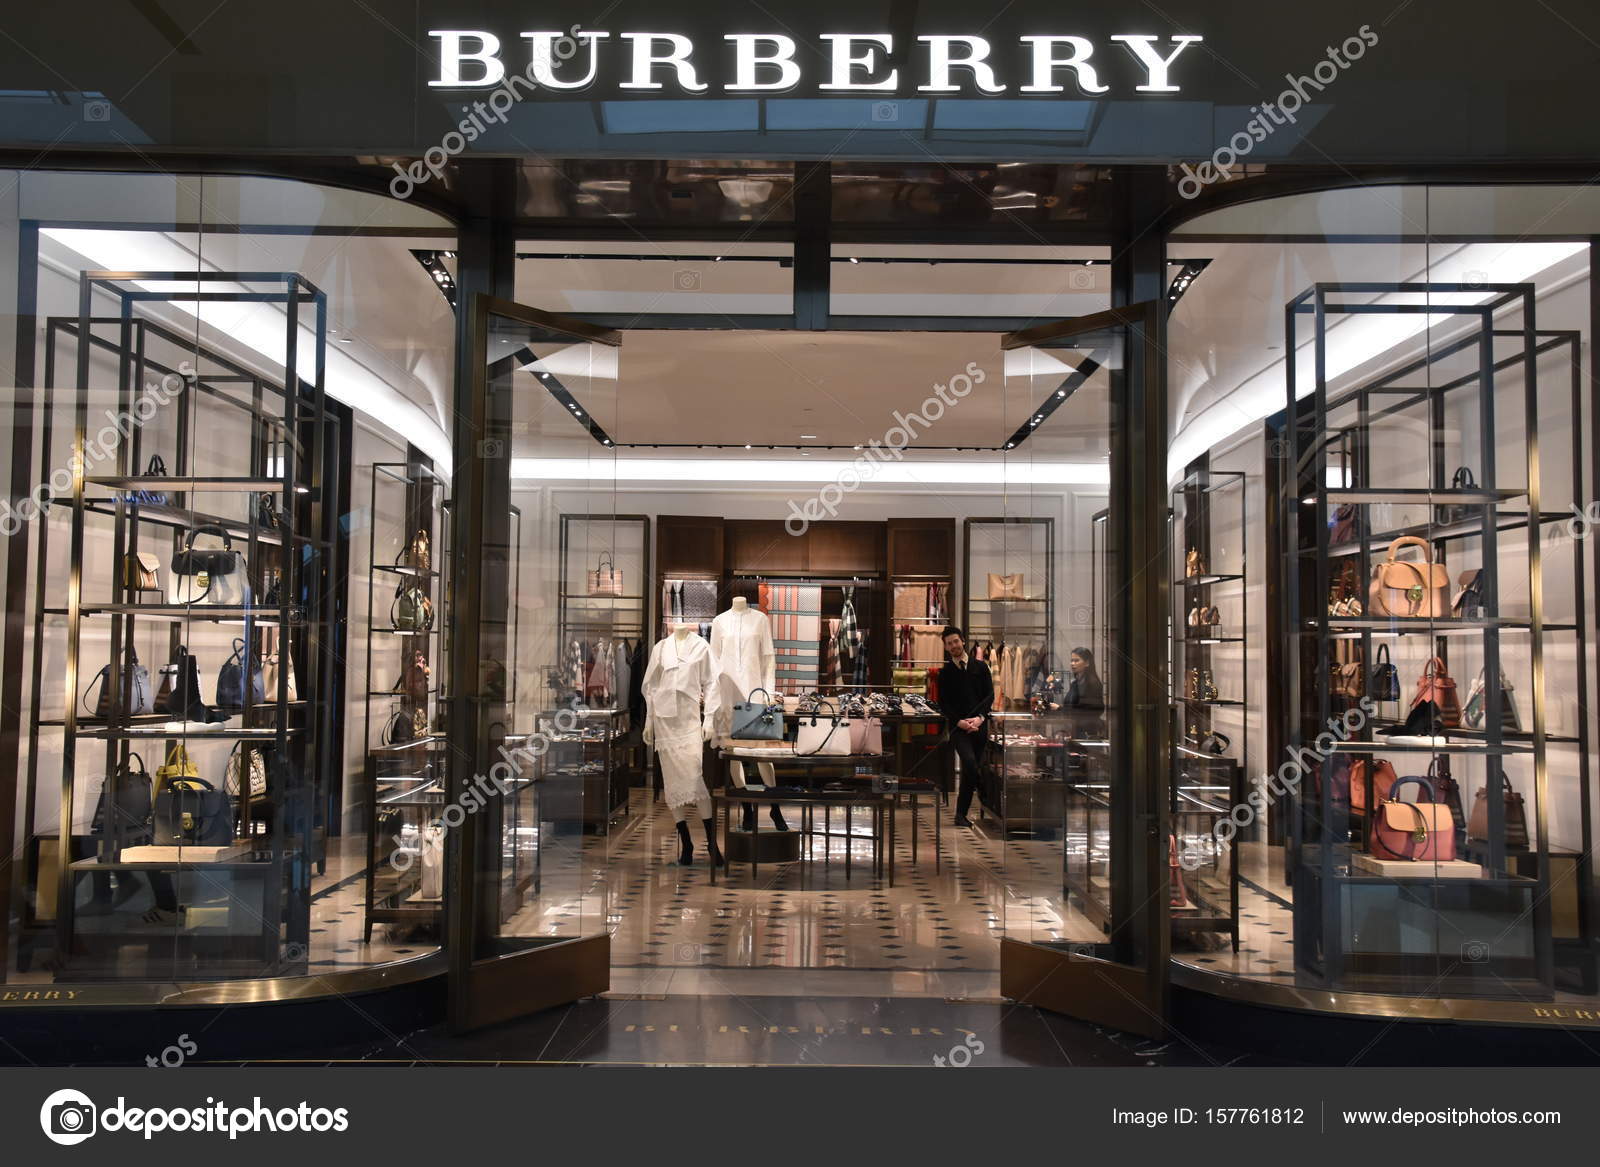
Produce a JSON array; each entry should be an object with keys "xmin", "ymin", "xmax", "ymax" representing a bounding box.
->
[
  {"xmin": 1422, "ymin": 656, "xmax": 1447, "ymax": 679},
  {"xmin": 1387, "ymin": 775, "xmax": 1437, "ymax": 803},
  {"xmin": 806, "ymin": 697, "xmax": 837, "ymax": 725},
  {"xmin": 744, "ymin": 686, "xmax": 774, "ymax": 706},
  {"xmin": 124, "ymin": 751, "xmax": 148, "ymax": 777},
  {"xmin": 1385, "ymin": 535, "xmax": 1436, "ymax": 563},
  {"xmin": 144, "ymin": 455, "xmax": 167, "ymax": 475},
  {"xmin": 1450, "ymin": 466, "xmax": 1477, "ymax": 488},
  {"xmin": 82, "ymin": 665, "xmax": 108, "ymax": 715},
  {"xmin": 595, "ymin": 550, "xmax": 614, "ymax": 572},
  {"xmin": 183, "ymin": 522, "xmax": 233, "ymax": 552},
  {"xmin": 1376, "ymin": 644, "xmax": 1392, "ymax": 668}
]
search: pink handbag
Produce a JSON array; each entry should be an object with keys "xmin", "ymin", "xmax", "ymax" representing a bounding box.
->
[
  {"xmin": 847, "ymin": 716, "xmax": 883, "ymax": 755},
  {"xmin": 1370, "ymin": 776, "xmax": 1456, "ymax": 862}
]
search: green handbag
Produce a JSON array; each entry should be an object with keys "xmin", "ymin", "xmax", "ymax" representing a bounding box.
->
[{"xmin": 391, "ymin": 580, "xmax": 435, "ymax": 632}]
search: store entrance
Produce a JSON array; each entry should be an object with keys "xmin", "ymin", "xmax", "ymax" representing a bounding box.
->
[{"xmin": 453, "ymin": 290, "xmax": 1168, "ymax": 1025}]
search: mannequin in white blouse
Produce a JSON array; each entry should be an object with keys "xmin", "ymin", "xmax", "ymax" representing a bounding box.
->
[
  {"xmin": 711, "ymin": 596, "xmax": 788, "ymax": 832},
  {"xmin": 642, "ymin": 622, "xmax": 723, "ymax": 867}
]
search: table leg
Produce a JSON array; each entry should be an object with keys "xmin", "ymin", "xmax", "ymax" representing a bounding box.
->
[{"xmin": 888, "ymin": 798, "xmax": 896, "ymax": 887}]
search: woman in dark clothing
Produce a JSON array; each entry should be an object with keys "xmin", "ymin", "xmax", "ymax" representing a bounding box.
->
[{"xmin": 1061, "ymin": 646, "xmax": 1105, "ymax": 738}]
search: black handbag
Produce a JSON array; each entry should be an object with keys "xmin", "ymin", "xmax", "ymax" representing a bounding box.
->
[
  {"xmin": 1372, "ymin": 644, "xmax": 1400, "ymax": 701},
  {"xmin": 1436, "ymin": 466, "xmax": 1479, "ymax": 525},
  {"xmin": 215, "ymin": 637, "xmax": 265, "ymax": 708},
  {"xmin": 153, "ymin": 777, "xmax": 233, "ymax": 845},
  {"xmin": 169, "ymin": 523, "xmax": 248, "ymax": 605},
  {"xmin": 91, "ymin": 752, "xmax": 154, "ymax": 841},
  {"xmin": 130, "ymin": 455, "xmax": 169, "ymax": 506}
]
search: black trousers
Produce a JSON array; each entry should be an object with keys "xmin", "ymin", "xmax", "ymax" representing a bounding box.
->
[{"xmin": 951, "ymin": 729, "xmax": 990, "ymax": 819}]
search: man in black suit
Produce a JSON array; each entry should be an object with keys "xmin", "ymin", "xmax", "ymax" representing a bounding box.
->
[{"xmin": 937, "ymin": 625, "xmax": 993, "ymax": 827}]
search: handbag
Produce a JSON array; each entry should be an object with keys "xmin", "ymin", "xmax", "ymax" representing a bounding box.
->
[
  {"xmin": 400, "ymin": 529, "xmax": 431, "ymax": 574},
  {"xmin": 223, "ymin": 742, "xmax": 268, "ymax": 799},
  {"xmin": 730, "ymin": 687, "xmax": 783, "ymax": 740},
  {"xmin": 420, "ymin": 825, "xmax": 445, "ymax": 899},
  {"xmin": 1451, "ymin": 569, "xmax": 1485, "ymax": 618},
  {"xmin": 129, "ymin": 455, "xmax": 169, "ymax": 506},
  {"xmin": 83, "ymin": 650, "xmax": 154, "ymax": 718},
  {"xmin": 393, "ymin": 649, "xmax": 430, "ymax": 706},
  {"xmin": 1335, "ymin": 649, "xmax": 1364, "ymax": 700},
  {"xmin": 1368, "ymin": 535, "xmax": 1449, "ymax": 618},
  {"xmin": 987, "ymin": 572, "xmax": 1024, "ymax": 600},
  {"xmin": 587, "ymin": 551, "xmax": 623, "ymax": 597},
  {"xmin": 169, "ymin": 523, "xmax": 249, "ymax": 606},
  {"xmin": 123, "ymin": 551, "xmax": 161, "ymax": 593},
  {"xmin": 1370, "ymin": 775, "xmax": 1456, "ymax": 862},
  {"xmin": 1435, "ymin": 466, "xmax": 1479, "ymax": 525},
  {"xmin": 1410, "ymin": 656, "xmax": 1462, "ymax": 728},
  {"xmin": 1427, "ymin": 756, "xmax": 1465, "ymax": 833},
  {"xmin": 1330, "ymin": 503, "xmax": 1360, "ymax": 545},
  {"xmin": 847, "ymin": 715, "xmax": 884, "ymax": 755},
  {"xmin": 383, "ymin": 707, "xmax": 426, "ymax": 745},
  {"xmin": 1463, "ymin": 667, "xmax": 1521, "ymax": 732},
  {"xmin": 795, "ymin": 699, "xmax": 851, "ymax": 756},
  {"xmin": 391, "ymin": 580, "xmax": 435, "ymax": 631},
  {"xmin": 91, "ymin": 752, "xmax": 154, "ymax": 841},
  {"xmin": 1372, "ymin": 644, "xmax": 1400, "ymax": 701},
  {"xmin": 153, "ymin": 742, "xmax": 200, "ymax": 797},
  {"xmin": 153, "ymin": 776, "xmax": 233, "ymax": 846},
  {"xmin": 215, "ymin": 637, "xmax": 265, "ymax": 708},
  {"xmin": 1184, "ymin": 549, "xmax": 1206, "ymax": 578},
  {"xmin": 1339, "ymin": 756, "xmax": 1396, "ymax": 813},
  {"xmin": 261, "ymin": 628, "xmax": 299, "ymax": 701},
  {"xmin": 1468, "ymin": 770, "xmax": 1530, "ymax": 848}
]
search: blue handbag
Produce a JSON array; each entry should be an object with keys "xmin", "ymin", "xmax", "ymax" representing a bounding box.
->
[
  {"xmin": 215, "ymin": 637, "xmax": 265, "ymax": 708},
  {"xmin": 730, "ymin": 687, "xmax": 783, "ymax": 740}
]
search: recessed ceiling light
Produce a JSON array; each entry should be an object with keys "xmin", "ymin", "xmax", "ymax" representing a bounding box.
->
[
  {"xmin": 745, "ymin": 444, "xmax": 752, "ymax": 449},
  {"xmin": 800, "ymin": 434, "xmax": 817, "ymax": 439}
]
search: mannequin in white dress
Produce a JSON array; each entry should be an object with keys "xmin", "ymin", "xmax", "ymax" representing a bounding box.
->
[
  {"xmin": 711, "ymin": 596, "xmax": 788, "ymax": 833},
  {"xmin": 642, "ymin": 622, "xmax": 724, "ymax": 867}
]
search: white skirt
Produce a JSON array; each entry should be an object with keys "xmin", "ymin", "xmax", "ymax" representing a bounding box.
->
[{"xmin": 654, "ymin": 721, "xmax": 709, "ymax": 808}]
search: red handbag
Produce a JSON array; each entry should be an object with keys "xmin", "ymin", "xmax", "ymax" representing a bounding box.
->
[
  {"xmin": 1410, "ymin": 656, "xmax": 1462, "ymax": 728},
  {"xmin": 1370, "ymin": 776, "xmax": 1456, "ymax": 862}
]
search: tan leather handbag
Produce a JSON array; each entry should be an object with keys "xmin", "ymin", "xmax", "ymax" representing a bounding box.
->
[
  {"xmin": 987, "ymin": 573, "xmax": 1024, "ymax": 600},
  {"xmin": 1368, "ymin": 535, "xmax": 1449, "ymax": 618}
]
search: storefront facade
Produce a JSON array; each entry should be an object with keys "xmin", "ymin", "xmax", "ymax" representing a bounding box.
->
[{"xmin": 1, "ymin": 0, "xmax": 1598, "ymax": 1051}]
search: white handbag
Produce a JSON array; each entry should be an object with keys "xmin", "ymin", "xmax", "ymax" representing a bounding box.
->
[
  {"xmin": 420, "ymin": 825, "xmax": 445, "ymax": 899},
  {"xmin": 795, "ymin": 700, "xmax": 852, "ymax": 756},
  {"xmin": 168, "ymin": 523, "xmax": 250, "ymax": 606},
  {"xmin": 261, "ymin": 628, "xmax": 298, "ymax": 701},
  {"xmin": 847, "ymin": 715, "xmax": 884, "ymax": 755}
]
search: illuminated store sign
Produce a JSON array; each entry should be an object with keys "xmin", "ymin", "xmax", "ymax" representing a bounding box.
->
[{"xmin": 427, "ymin": 31, "xmax": 1205, "ymax": 95}]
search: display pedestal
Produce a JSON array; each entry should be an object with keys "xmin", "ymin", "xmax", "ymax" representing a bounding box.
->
[
  {"xmin": 725, "ymin": 829, "xmax": 801, "ymax": 864},
  {"xmin": 1353, "ymin": 854, "xmax": 1483, "ymax": 879}
]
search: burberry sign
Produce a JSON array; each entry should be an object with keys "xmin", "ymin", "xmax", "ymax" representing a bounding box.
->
[{"xmin": 427, "ymin": 31, "xmax": 1206, "ymax": 95}]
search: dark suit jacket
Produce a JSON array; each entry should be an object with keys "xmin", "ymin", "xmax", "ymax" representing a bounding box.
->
[{"xmin": 938, "ymin": 656, "xmax": 994, "ymax": 739}]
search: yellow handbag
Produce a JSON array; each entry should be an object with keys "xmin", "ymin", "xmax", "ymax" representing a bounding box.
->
[{"xmin": 153, "ymin": 742, "xmax": 199, "ymax": 797}]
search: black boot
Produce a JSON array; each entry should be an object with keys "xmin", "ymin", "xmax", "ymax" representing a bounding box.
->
[
  {"xmin": 741, "ymin": 802, "xmax": 758, "ymax": 833},
  {"xmin": 769, "ymin": 805, "xmax": 789, "ymax": 832},
  {"xmin": 701, "ymin": 818, "xmax": 725, "ymax": 867},
  {"xmin": 671, "ymin": 820, "xmax": 694, "ymax": 866}
]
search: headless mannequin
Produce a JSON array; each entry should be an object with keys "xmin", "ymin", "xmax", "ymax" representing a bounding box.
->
[
  {"xmin": 642, "ymin": 623, "xmax": 723, "ymax": 867},
  {"xmin": 712, "ymin": 596, "xmax": 787, "ymax": 833}
]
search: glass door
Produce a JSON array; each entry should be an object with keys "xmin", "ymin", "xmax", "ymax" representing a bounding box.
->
[
  {"xmin": 448, "ymin": 295, "xmax": 619, "ymax": 1031},
  {"xmin": 997, "ymin": 304, "xmax": 1172, "ymax": 1037}
]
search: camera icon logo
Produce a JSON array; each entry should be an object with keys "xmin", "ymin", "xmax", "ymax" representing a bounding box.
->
[
  {"xmin": 1461, "ymin": 940, "xmax": 1491, "ymax": 963},
  {"xmin": 674, "ymin": 942, "xmax": 701, "ymax": 962},
  {"xmin": 40, "ymin": 1088, "xmax": 97, "ymax": 1145},
  {"xmin": 672, "ymin": 269, "xmax": 702, "ymax": 292},
  {"xmin": 1068, "ymin": 266, "xmax": 1096, "ymax": 291},
  {"xmin": 1462, "ymin": 270, "xmax": 1489, "ymax": 290},
  {"xmin": 83, "ymin": 100, "xmax": 111, "ymax": 123},
  {"xmin": 477, "ymin": 438, "xmax": 505, "ymax": 459},
  {"xmin": 871, "ymin": 101, "xmax": 900, "ymax": 123}
]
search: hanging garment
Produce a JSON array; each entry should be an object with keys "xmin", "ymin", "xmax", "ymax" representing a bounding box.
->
[
  {"xmin": 626, "ymin": 638, "xmax": 648, "ymax": 724},
  {"xmin": 767, "ymin": 583, "xmax": 822, "ymax": 694},
  {"xmin": 853, "ymin": 628, "xmax": 871, "ymax": 686},
  {"xmin": 994, "ymin": 644, "xmax": 1009, "ymax": 709},
  {"xmin": 642, "ymin": 632, "xmax": 721, "ymax": 807},
  {"xmin": 897, "ymin": 623, "xmax": 914, "ymax": 666},
  {"xmin": 710, "ymin": 604, "xmax": 776, "ymax": 738},
  {"xmin": 839, "ymin": 586, "xmax": 861, "ymax": 661},
  {"xmin": 929, "ymin": 582, "xmax": 949, "ymax": 622},
  {"xmin": 893, "ymin": 583, "xmax": 925, "ymax": 620},
  {"xmin": 911, "ymin": 626, "xmax": 944, "ymax": 665},
  {"xmin": 824, "ymin": 618, "xmax": 842, "ymax": 686},
  {"xmin": 612, "ymin": 638, "xmax": 631, "ymax": 713},
  {"xmin": 565, "ymin": 638, "xmax": 585, "ymax": 696},
  {"xmin": 681, "ymin": 580, "xmax": 718, "ymax": 620}
]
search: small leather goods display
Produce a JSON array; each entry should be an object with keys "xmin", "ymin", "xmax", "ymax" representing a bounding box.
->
[
  {"xmin": 391, "ymin": 579, "xmax": 435, "ymax": 631},
  {"xmin": 1451, "ymin": 568, "xmax": 1485, "ymax": 618},
  {"xmin": 169, "ymin": 523, "xmax": 249, "ymax": 606},
  {"xmin": 83, "ymin": 650, "xmax": 154, "ymax": 718},
  {"xmin": 1468, "ymin": 769, "xmax": 1530, "ymax": 848},
  {"xmin": 1435, "ymin": 466, "xmax": 1480, "ymax": 526},
  {"xmin": 987, "ymin": 572, "xmax": 1024, "ymax": 600},
  {"xmin": 153, "ymin": 776, "xmax": 233, "ymax": 846},
  {"xmin": 1369, "ymin": 776, "xmax": 1456, "ymax": 862},
  {"xmin": 124, "ymin": 551, "xmax": 161, "ymax": 593},
  {"xmin": 794, "ymin": 699, "xmax": 851, "ymax": 756},
  {"xmin": 730, "ymin": 687, "xmax": 783, "ymax": 740},
  {"xmin": 1368, "ymin": 535, "xmax": 1450, "ymax": 618},
  {"xmin": 1463, "ymin": 667, "xmax": 1521, "ymax": 732},
  {"xmin": 1371, "ymin": 644, "xmax": 1401, "ymax": 701},
  {"xmin": 400, "ymin": 529, "xmax": 431, "ymax": 574},
  {"xmin": 1410, "ymin": 656, "xmax": 1463, "ymax": 728},
  {"xmin": 91, "ymin": 752, "xmax": 154, "ymax": 840},
  {"xmin": 216, "ymin": 637, "xmax": 265, "ymax": 708},
  {"xmin": 393, "ymin": 649, "xmax": 430, "ymax": 706},
  {"xmin": 587, "ymin": 550, "xmax": 623, "ymax": 596}
]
